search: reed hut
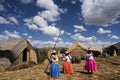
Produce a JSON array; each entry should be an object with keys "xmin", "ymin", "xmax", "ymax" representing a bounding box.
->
[
  {"xmin": 67, "ymin": 42, "xmax": 88, "ymax": 63},
  {"xmin": 89, "ymin": 46, "xmax": 104, "ymax": 57},
  {"xmin": 106, "ymin": 42, "xmax": 120, "ymax": 56},
  {"xmin": 0, "ymin": 39, "xmax": 37, "ymax": 66}
]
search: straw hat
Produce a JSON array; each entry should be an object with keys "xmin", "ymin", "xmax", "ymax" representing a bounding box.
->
[
  {"xmin": 52, "ymin": 50, "xmax": 56, "ymax": 53},
  {"xmin": 65, "ymin": 51, "xmax": 69, "ymax": 54}
]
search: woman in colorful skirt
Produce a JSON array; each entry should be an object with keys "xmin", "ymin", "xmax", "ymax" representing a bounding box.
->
[
  {"xmin": 84, "ymin": 50, "xmax": 97, "ymax": 74},
  {"xmin": 63, "ymin": 51, "xmax": 74, "ymax": 74},
  {"xmin": 50, "ymin": 50, "xmax": 60, "ymax": 78}
]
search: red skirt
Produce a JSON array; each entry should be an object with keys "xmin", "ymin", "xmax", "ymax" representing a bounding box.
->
[{"xmin": 63, "ymin": 62, "xmax": 73, "ymax": 74}]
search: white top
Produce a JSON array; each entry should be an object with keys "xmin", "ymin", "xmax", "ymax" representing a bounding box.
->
[
  {"xmin": 63, "ymin": 55, "xmax": 72, "ymax": 62},
  {"xmin": 51, "ymin": 55, "xmax": 59, "ymax": 63},
  {"xmin": 86, "ymin": 52, "xmax": 94, "ymax": 60}
]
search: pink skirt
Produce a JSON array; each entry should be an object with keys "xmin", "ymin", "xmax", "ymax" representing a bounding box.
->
[
  {"xmin": 85, "ymin": 59, "xmax": 97, "ymax": 71},
  {"xmin": 63, "ymin": 62, "xmax": 74, "ymax": 74}
]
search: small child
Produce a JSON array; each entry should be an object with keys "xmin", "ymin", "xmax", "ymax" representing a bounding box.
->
[{"xmin": 113, "ymin": 49, "xmax": 117, "ymax": 57}]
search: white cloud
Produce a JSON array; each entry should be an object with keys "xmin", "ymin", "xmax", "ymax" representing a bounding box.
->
[
  {"xmin": 13, "ymin": 31, "xmax": 19, "ymax": 34},
  {"xmin": 0, "ymin": 30, "xmax": 21, "ymax": 40},
  {"xmin": 83, "ymin": 40, "xmax": 114, "ymax": 47},
  {"xmin": 71, "ymin": 1, "xmax": 76, "ymax": 4},
  {"xmin": 36, "ymin": 0, "xmax": 60, "ymax": 21},
  {"xmin": 25, "ymin": 23, "xmax": 39, "ymax": 30},
  {"xmin": 22, "ymin": 33, "xmax": 28, "ymax": 36},
  {"xmin": 66, "ymin": 32, "xmax": 71, "ymax": 35},
  {"xmin": 71, "ymin": 33, "xmax": 96, "ymax": 42},
  {"xmin": 74, "ymin": 25, "xmax": 87, "ymax": 32},
  {"xmin": 28, "ymin": 36, "xmax": 32, "ymax": 39},
  {"xmin": 59, "ymin": 8, "xmax": 67, "ymax": 14},
  {"xmin": 0, "ymin": 16, "xmax": 9, "ymax": 24},
  {"xmin": 38, "ymin": 9, "xmax": 60, "ymax": 22},
  {"xmin": 97, "ymin": 28, "xmax": 111, "ymax": 34},
  {"xmin": 8, "ymin": 16, "xmax": 19, "ymax": 25},
  {"xmin": 33, "ymin": 15, "xmax": 48, "ymax": 28},
  {"xmin": 61, "ymin": 0, "xmax": 69, "ymax": 2},
  {"xmin": 81, "ymin": 0, "xmax": 120, "ymax": 26},
  {"xmin": 79, "ymin": 0, "xmax": 83, "ymax": 2},
  {"xmin": 24, "ymin": 0, "xmax": 65, "ymax": 38},
  {"xmin": 0, "ymin": 4, "xmax": 5, "ymax": 11},
  {"xmin": 24, "ymin": 18, "xmax": 32, "ymax": 23},
  {"xmin": 20, "ymin": 0, "xmax": 33, "ymax": 4},
  {"xmin": 108, "ymin": 34, "xmax": 120, "ymax": 40},
  {"xmin": 30, "ymin": 40, "xmax": 73, "ymax": 48},
  {"xmin": 4, "ymin": 30, "xmax": 21, "ymax": 39},
  {"xmin": 111, "ymin": 35, "xmax": 120, "ymax": 40},
  {"xmin": 53, "ymin": 37, "xmax": 62, "ymax": 41},
  {"xmin": 0, "ymin": 35, "xmax": 9, "ymax": 40},
  {"xmin": 40, "ymin": 25, "xmax": 64, "ymax": 37},
  {"xmin": 24, "ymin": 18, "xmax": 39, "ymax": 30},
  {"xmin": 24, "ymin": 16, "xmax": 64, "ymax": 37},
  {"xmin": 36, "ymin": 0, "xmax": 58, "ymax": 11},
  {"xmin": 111, "ymin": 21, "xmax": 120, "ymax": 24}
]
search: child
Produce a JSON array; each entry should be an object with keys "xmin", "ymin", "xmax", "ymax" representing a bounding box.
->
[
  {"xmin": 113, "ymin": 49, "xmax": 117, "ymax": 57},
  {"xmin": 84, "ymin": 50, "xmax": 97, "ymax": 74}
]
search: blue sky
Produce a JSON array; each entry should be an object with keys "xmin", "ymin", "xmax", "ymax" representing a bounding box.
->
[{"xmin": 0, "ymin": 0, "xmax": 120, "ymax": 48}]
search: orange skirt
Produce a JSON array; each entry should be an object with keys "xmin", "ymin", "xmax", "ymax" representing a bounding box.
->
[{"xmin": 63, "ymin": 62, "xmax": 73, "ymax": 74}]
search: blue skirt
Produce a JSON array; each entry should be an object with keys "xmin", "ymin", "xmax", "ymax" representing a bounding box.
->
[{"xmin": 50, "ymin": 62, "xmax": 60, "ymax": 77}]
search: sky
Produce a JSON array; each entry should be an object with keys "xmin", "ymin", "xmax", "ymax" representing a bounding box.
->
[{"xmin": 0, "ymin": 0, "xmax": 120, "ymax": 48}]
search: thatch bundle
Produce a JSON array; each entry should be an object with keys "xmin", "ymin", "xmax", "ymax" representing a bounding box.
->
[{"xmin": 6, "ymin": 61, "xmax": 36, "ymax": 71}]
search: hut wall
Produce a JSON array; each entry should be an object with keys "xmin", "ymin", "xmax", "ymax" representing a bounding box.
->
[
  {"xmin": 118, "ymin": 50, "xmax": 120, "ymax": 55},
  {"xmin": 71, "ymin": 47, "xmax": 86, "ymax": 59},
  {"xmin": 27, "ymin": 50, "xmax": 30, "ymax": 62},
  {"xmin": 13, "ymin": 52, "xmax": 23, "ymax": 65},
  {"xmin": 0, "ymin": 50, "xmax": 14, "ymax": 66},
  {"xmin": 29, "ymin": 49, "xmax": 37, "ymax": 64},
  {"xmin": 0, "ymin": 58, "xmax": 12, "ymax": 66}
]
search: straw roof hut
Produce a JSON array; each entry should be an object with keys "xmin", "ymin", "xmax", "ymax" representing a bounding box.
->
[
  {"xmin": 106, "ymin": 42, "xmax": 120, "ymax": 56},
  {"xmin": 0, "ymin": 39, "xmax": 37, "ymax": 66},
  {"xmin": 67, "ymin": 42, "xmax": 88, "ymax": 63},
  {"xmin": 89, "ymin": 46, "xmax": 104, "ymax": 57}
]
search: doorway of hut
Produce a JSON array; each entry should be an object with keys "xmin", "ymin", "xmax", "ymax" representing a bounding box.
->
[{"xmin": 23, "ymin": 48, "xmax": 28, "ymax": 62}]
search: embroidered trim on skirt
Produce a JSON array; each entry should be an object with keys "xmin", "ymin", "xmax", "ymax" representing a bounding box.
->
[
  {"xmin": 63, "ymin": 62, "xmax": 73, "ymax": 74},
  {"xmin": 50, "ymin": 62, "xmax": 60, "ymax": 77}
]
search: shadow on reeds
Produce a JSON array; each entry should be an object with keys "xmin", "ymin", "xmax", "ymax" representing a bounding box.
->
[
  {"xmin": 44, "ymin": 71, "xmax": 63, "ymax": 75},
  {"xmin": 75, "ymin": 71, "xmax": 93, "ymax": 74},
  {"xmin": 106, "ymin": 60, "xmax": 120, "ymax": 65},
  {"xmin": 44, "ymin": 72, "xmax": 50, "ymax": 75}
]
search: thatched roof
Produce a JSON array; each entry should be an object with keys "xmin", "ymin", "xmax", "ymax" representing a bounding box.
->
[
  {"xmin": 89, "ymin": 46, "xmax": 104, "ymax": 54},
  {"xmin": 112, "ymin": 42, "xmax": 120, "ymax": 49},
  {"xmin": 0, "ymin": 39, "xmax": 34, "ymax": 60},
  {"xmin": 67, "ymin": 42, "xmax": 88, "ymax": 53}
]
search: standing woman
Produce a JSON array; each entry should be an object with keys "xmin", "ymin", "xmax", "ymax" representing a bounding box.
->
[
  {"xmin": 63, "ymin": 51, "xmax": 74, "ymax": 74},
  {"xmin": 50, "ymin": 50, "xmax": 60, "ymax": 78},
  {"xmin": 84, "ymin": 50, "xmax": 97, "ymax": 74}
]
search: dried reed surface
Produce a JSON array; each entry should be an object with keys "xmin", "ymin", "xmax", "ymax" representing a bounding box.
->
[{"xmin": 0, "ymin": 56, "xmax": 120, "ymax": 80}]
